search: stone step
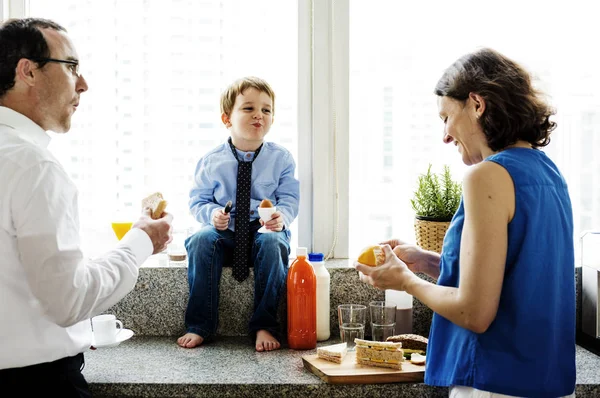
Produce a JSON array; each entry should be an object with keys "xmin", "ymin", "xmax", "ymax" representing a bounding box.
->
[{"xmin": 106, "ymin": 258, "xmax": 435, "ymax": 339}]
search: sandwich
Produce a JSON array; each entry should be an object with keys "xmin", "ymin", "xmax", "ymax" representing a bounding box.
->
[
  {"xmin": 357, "ymin": 245, "xmax": 385, "ymax": 267},
  {"xmin": 386, "ymin": 333, "xmax": 428, "ymax": 362},
  {"xmin": 316, "ymin": 342, "xmax": 348, "ymax": 364},
  {"xmin": 354, "ymin": 338, "xmax": 404, "ymax": 370},
  {"xmin": 142, "ymin": 192, "xmax": 168, "ymax": 220}
]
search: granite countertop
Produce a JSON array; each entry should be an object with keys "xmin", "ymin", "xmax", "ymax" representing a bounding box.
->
[{"xmin": 84, "ymin": 336, "xmax": 600, "ymax": 398}]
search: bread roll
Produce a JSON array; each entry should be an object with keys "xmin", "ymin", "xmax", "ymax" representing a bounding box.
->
[
  {"xmin": 142, "ymin": 192, "xmax": 168, "ymax": 219},
  {"xmin": 386, "ymin": 334, "xmax": 428, "ymax": 351},
  {"xmin": 357, "ymin": 245, "xmax": 385, "ymax": 267}
]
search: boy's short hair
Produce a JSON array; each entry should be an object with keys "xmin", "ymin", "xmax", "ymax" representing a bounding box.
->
[{"xmin": 220, "ymin": 76, "xmax": 276, "ymax": 116}]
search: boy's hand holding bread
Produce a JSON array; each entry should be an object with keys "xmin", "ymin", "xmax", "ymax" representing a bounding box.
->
[{"xmin": 132, "ymin": 192, "xmax": 173, "ymax": 254}]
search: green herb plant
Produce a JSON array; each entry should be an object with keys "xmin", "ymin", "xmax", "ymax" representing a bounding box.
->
[{"xmin": 410, "ymin": 164, "xmax": 462, "ymax": 222}]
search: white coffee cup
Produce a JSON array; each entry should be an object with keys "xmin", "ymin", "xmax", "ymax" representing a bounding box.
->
[{"xmin": 92, "ymin": 314, "xmax": 123, "ymax": 345}]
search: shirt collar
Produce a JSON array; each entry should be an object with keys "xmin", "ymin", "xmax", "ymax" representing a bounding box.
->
[{"xmin": 0, "ymin": 106, "xmax": 51, "ymax": 148}]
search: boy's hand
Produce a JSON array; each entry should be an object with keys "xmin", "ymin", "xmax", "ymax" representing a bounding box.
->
[
  {"xmin": 260, "ymin": 211, "xmax": 285, "ymax": 232},
  {"xmin": 213, "ymin": 207, "xmax": 231, "ymax": 231}
]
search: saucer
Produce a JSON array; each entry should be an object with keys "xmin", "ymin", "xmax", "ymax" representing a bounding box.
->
[
  {"xmin": 258, "ymin": 226, "xmax": 274, "ymax": 234},
  {"xmin": 92, "ymin": 328, "xmax": 134, "ymax": 348}
]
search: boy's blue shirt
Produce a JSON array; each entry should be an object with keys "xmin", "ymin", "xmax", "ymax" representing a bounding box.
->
[{"xmin": 189, "ymin": 140, "xmax": 300, "ymax": 230}]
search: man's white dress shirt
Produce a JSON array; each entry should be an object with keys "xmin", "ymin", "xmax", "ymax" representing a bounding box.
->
[{"xmin": 0, "ymin": 106, "xmax": 153, "ymax": 369}]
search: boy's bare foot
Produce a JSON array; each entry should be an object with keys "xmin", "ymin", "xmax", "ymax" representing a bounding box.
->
[
  {"xmin": 177, "ymin": 333, "xmax": 204, "ymax": 348},
  {"xmin": 255, "ymin": 330, "xmax": 281, "ymax": 352}
]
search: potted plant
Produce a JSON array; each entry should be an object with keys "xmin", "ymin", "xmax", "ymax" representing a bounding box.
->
[{"xmin": 410, "ymin": 164, "xmax": 462, "ymax": 253}]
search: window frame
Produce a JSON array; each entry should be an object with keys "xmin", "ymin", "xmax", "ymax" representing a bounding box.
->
[
  {"xmin": 3, "ymin": 0, "xmax": 28, "ymax": 18},
  {"xmin": 308, "ymin": 0, "xmax": 350, "ymax": 258}
]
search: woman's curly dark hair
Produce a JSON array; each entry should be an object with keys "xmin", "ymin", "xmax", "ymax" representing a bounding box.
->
[{"xmin": 434, "ymin": 48, "xmax": 556, "ymax": 151}]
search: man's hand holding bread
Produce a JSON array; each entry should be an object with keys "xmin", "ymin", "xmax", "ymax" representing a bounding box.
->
[{"xmin": 133, "ymin": 192, "xmax": 173, "ymax": 254}]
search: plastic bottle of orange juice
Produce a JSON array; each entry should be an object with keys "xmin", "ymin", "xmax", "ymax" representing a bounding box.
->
[{"xmin": 287, "ymin": 247, "xmax": 317, "ymax": 350}]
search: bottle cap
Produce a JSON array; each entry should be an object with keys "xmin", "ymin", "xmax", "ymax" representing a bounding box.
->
[
  {"xmin": 296, "ymin": 247, "xmax": 307, "ymax": 257},
  {"xmin": 308, "ymin": 252, "xmax": 324, "ymax": 262}
]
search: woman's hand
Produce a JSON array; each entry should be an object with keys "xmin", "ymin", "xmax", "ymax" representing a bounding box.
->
[
  {"xmin": 379, "ymin": 238, "xmax": 426, "ymax": 274},
  {"xmin": 380, "ymin": 238, "xmax": 441, "ymax": 279},
  {"xmin": 354, "ymin": 245, "xmax": 417, "ymax": 291}
]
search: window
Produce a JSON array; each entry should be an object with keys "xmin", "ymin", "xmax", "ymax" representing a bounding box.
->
[
  {"xmin": 25, "ymin": 0, "xmax": 299, "ymax": 256},
  {"xmin": 348, "ymin": 0, "xmax": 600, "ymax": 261},
  {"xmin": 6, "ymin": 0, "xmax": 598, "ymax": 261}
]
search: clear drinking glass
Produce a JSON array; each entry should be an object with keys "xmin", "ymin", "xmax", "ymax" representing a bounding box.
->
[
  {"xmin": 369, "ymin": 301, "xmax": 397, "ymax": 341},
  {"xmin": 337, "ymin": 304, "xmax": 366, "ymax": 350}
]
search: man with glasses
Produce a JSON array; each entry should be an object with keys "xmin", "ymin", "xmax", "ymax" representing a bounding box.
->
[{"xmin": 0, "ymin": 18, "xmax": 173, "ymax": 396}]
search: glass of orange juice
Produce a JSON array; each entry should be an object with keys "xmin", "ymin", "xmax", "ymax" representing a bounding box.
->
[{"xmin": 111, "ymin": 222, "xmax": 133, "ymax": 240}]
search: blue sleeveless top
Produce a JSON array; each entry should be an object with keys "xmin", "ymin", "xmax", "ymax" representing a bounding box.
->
[{"xmin": 424, "ymin": 148, "xmax": 575, "ymax": 397}]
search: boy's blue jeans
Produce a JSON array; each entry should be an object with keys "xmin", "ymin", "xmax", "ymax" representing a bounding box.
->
[{"xmin": 184, "ymin": 224, "xmax": 291, "ymax": 341}]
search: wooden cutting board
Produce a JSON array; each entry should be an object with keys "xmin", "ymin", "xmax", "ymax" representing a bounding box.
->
[{"xmin": 302, "ymin": 351, "xmax": 425, "ymax": 384}]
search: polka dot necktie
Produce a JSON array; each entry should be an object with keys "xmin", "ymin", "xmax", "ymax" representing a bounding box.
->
[{"xmin": 229, "ymin": 138, "xmax": 262, "ymax": 282}]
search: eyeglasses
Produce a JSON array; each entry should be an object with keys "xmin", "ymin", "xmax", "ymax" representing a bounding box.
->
[{"xmin": 29, "ymin": 57, "xmax": 80, "ymax": 77}]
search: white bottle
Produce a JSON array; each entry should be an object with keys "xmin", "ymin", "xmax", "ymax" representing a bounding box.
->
[
  {"xmin": 309, "ymin": 252, "xmax": 330, "ymax": 341},
  {"xmin": 385, "ymin": 289, "xmax": 413, "ymax": 334}
]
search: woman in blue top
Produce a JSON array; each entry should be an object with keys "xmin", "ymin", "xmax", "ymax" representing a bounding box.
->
[{"xmin": 355, "ymin": 48, "xmax": 575, "ymax": 398}]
